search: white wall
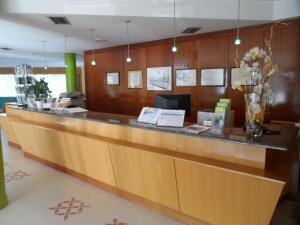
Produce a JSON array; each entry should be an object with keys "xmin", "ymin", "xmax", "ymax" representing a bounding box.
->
[{"xmin": 273, "ymin": 0, "xmax": 300, "ymax": 20}]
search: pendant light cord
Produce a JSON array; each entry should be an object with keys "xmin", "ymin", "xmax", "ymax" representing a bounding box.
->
[
  {"xmin": 90, "ymin": 29, "xmax": 95, "ymax": 61},
  {"xmin": 64, "ymin": 35, "xmax": 68, "ymax": 52},
  {"xmin": 42, "ymin": 41, "xmax": 47, "ymax": 68},
  {"xmin": 126, "ymin": 21, "xmax": 130, "ymax": 58},
  {"xmin": 236, "ymin": 0, "xmax": 241, "ymax": 38},
  {"xmin": 173, "ymin": 0, "xmax": 176, "ymax": 46}
]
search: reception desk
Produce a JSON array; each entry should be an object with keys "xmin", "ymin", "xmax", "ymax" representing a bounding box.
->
[{"xmin": 0, "ymin": 106, "xmax": 298, "ymax": 225}]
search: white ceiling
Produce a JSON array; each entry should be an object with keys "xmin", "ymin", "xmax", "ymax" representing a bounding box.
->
[{"xmin": 0, "ymin": 0, "xmax": 299, "ymax": 67}]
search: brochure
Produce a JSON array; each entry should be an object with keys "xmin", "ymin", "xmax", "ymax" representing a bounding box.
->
[
  {"xmin": 157, "ymin": 109, "xmax": 185, "ymax": 127},
  {"xmin": 182, "ymin": 124, "xmax": 211, "ymax": 134},
  {"xmin": 137, "ymin": 107, "xmax": 162, "ymax": 124}
]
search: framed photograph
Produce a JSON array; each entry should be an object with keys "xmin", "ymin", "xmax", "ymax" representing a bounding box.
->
[
  {"xmin": 147, "ymin": 66, "xmax": 172, "ymax": 91},
  {"xmin": 106, "ymin": 72, "xmax": 119, "ymax": 85},
  {"xmin": 175, "ymin": 69, "xmax": 197, "ymax": 87},
  {"xmin": 200, "ymin": 68, "xmax": 225, "ymax": 86},
  {"xmin": 231, "ymin": 67, "xmax": 251, "ymax": 86},
  {"xmin": 128, "ymin": 70, "xmax": 142, "ymax": 88}
]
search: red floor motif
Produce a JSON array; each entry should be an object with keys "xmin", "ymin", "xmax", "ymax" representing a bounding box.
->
[
  {"xmin": 5, "ymin": 170, "xmax": 30, "ymax": 182},
  {"xmin": 49, "ymin": 197, "xmax": 90, "ymax": 220},
  {"xmin": 106, "ymin": 218, "xmax": 129, "ymax": 225}
]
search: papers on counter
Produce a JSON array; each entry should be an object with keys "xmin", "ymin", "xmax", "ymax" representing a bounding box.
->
[
  {"xmin": 137, "ymin": 107, "xmax": 162, "ymax": 124},
  {"xmin": 182, "ymin": 124, "xmax": 211, "ymax": 134},
  {"xmin": 157, "ymin": 110, "xmax": 185, "ymax": 127},
  {"xmin": 63, "ymin": 107, "xmax": 88, "ymax": 114},
  {"xmin": 137, "ymin": 107, "xmax": 185, "ymax": 127}
]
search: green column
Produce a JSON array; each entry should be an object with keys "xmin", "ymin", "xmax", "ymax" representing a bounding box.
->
[
  {"xmin": 0, "ymin": 131, "xmax": 8, "ymax": 209},
  {"xmin": 64, "ymin": 52, "xmax": 77, "ymax": 92}
]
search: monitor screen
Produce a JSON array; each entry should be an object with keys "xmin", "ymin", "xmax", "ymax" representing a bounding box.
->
[{"xmin": 155, "ymin": 94, "xmax": 190, "ymax": 116}]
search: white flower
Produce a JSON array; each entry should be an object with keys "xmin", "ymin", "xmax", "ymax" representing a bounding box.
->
[
  {"xmin": 258, "ymin": 49, "xmax": 266, "ymax": 59},
  {"xmin": 254, "ymin": 84, "xmax": 263, "ymax": 95},
  {"xmin": 251, "ymin": 102, "xmax": 261, "ymax": 114},
  {"xmin": 252, "ymin": 61, "xmax": 259, "ymax": 67},
  {"xmin": 244, "ymin": 52, "xmax": 251, "ymax": 61},
  {"xmin": 249, "ymin": 47, "xmax": 260, "ymax": 60}
]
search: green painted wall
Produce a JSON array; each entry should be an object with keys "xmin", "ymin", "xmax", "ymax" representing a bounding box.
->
[
  {"xmin": 0, "ymin": 133, "xmax": 8, "ymax": 209},
  {"xmin": 64, "ymin": 52, "xmax": 77, "ymax": 92}
]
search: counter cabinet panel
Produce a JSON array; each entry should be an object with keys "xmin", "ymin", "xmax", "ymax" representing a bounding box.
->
[
  {"xmin": 0, "ymin": 116, "xmax": 18, "ymax": 144},
  {"xmin": 109, "ymin": 143, "xmax": 180, "ymax": 211},
  {"xmin": 175, "ymin": 159, "xmax": 284, "ymax": 225},
  {"xmin": 10, "ymin": 121, "xmax": 41, "ymax": 157},
  {"xmin": 32, "ymin": 126, "xmax": 73, "ymax": 170},
  {"xmin": 65, "ymin": 133, "xmax": 116, "ymax": 187}
]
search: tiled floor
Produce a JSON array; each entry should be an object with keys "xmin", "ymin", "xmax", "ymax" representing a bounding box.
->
[{"xmin": 0, "ymin": 132, "xmax": 185, "ymax": 225}]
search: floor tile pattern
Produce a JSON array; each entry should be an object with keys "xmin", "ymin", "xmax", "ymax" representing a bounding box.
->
[
  {"xmin": 105, "ymin": 218, "xmax": 129, "ymax": 225},
  {"xmin": 49, "ymin": 197, "xmax": 90, "ymax": 220},
  {"xmin": 5, "ymin": 169, "xmax": 30, "ymax": 183}
]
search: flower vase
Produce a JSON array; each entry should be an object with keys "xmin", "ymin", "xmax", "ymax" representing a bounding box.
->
[{"xmin": 244, "ymin": 93, "xmax": 265, "ymax": 138}]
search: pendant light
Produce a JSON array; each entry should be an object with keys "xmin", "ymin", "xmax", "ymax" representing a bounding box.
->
[
  {"xmin": 234, "ymin": 0, "xmax": 241, "ymax": 45},
  {"xmin": 125, "ymin": 21, "xmax": 132, "ymax": 63},
  {"xmin": 42, "ymin": 41, "xmax": 48, "ymax": 70},
  {"xmin": 171, "ymin": 0, "xmax": 177, "ymax": 52},
  {"xmin": 90, "ymin": 29, "xmax": 96, "ymax": 66},
  {"xmin": 64, "ymin": 35, "xmax": 68, "ymax": 68}
]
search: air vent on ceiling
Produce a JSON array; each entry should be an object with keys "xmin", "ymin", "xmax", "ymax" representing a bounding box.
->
[
  {"xmin": 48, "ymin": 16, "xmax": 71, "ymax": 25},
  {"xmin": 0, "ymin": 47, "xmax": 12, "ymax": 50},
  {"xmin": 181, "ymin": 27, "xmax": 202, "ymax": 34}
]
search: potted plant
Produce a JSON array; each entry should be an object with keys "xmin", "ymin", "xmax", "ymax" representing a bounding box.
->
[{"xmin": 27, "ymin": 78, "xmax": 52, "ymax": 110}]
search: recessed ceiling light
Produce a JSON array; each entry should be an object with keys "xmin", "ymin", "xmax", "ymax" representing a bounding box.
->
[
  {"xmin": 48, "ymin": 16, "xmax": 71, "ymax": 25},
  {"xmin": 94, "ymin": 39, "xmax": 107, "ymax": 42},
  {"xmin": 181, "ymin": 27, "xmax": 202, "ymax": 34},
  {"xmin": 0, "ymin": 47, "xmax": 12, "ymax": 50}
]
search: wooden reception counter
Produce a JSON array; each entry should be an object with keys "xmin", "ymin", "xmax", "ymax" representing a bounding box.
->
[{"xmin": 0, "ymin": 106, "xmax": 298, "ymax": 225}]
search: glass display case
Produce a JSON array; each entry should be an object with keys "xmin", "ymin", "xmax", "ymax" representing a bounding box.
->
[{"xmin": 14, "ymin": 64, "xmax": 34, "ymax": 106}]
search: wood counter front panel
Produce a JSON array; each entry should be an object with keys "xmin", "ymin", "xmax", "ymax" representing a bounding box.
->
[
  {"xmin": 3, "ymin": 110, "xmax": 288, "ymax": 225},
  {"xmin": 0, "ymin": 116, "xmax": 18, "ymax": 144},
  {"xmin": 10, "ymin": 121, "xmax": 41, "ymax": 157},
  {"xmin": 5, "ymin": 107, "xmax": 267, "ymax": 170},
  {"xmin": 84, "ymin": 19, "xmax": 300, "ymax": 126},
  {"xmin": 32, "ymin": 126, "xmax": 73, "ymax": 170},
  {"xmin": 109, "ymin": 143, "xmax": 179, "ymax": 211},
  {"xmin": 65, "ymin": 133, "xmax": 116, "ymax": 187},
  {"xmin": 175, "ymin": 159, "xmax": 284, "ymax": 225}
]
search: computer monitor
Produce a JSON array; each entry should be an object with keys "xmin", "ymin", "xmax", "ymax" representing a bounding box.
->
[{"xmin": 155, "ymin": 94, "xmax": 190, "ymax": 116}]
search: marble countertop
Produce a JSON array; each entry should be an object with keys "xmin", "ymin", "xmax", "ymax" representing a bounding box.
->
[{"xmin": 8, "ymin": 106, "xmax": 299, "ymax": 151}]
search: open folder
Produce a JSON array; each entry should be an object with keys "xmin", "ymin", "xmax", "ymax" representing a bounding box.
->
[{"xmin": 137, "ymin": 107, "xmax": 185, "ymax": 127}]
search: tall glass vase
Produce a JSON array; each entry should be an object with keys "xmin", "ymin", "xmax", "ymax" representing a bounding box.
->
[{"xmin": 244, "ymin": 93, "xmax": 265, "ymax": 138}]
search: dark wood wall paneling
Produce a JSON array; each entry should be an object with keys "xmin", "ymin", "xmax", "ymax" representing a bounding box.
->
[{"xmin": 84, "ymin": 19, "xmax": 300, "ymax": 126}]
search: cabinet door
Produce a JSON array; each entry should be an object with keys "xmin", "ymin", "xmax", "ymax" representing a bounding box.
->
[
  {"xmin": 10, "ymin": 120, "xmax": 40, "ymax": 157},
  {"xmin": 65, "ymin": 133, "xmax": 116, "ymax": 187},
  {"xmin": 0, "ymin": 116, "xmax": 18, "ymax": 144},
  {"xmin": 109, "ymin": 143, "xmax": 179, "ymax": 210},
  {"xmin": 33, "ymin": 126, "xmax": 73, "ymax": 169},
  {"xmin": 175, "ymin": 159, "xmax": 284, "ymax": 225}
]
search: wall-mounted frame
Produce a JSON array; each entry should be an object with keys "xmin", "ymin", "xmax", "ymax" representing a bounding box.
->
[
  {"xmin": 231, "ymin": 67, "xmax": 251, "ymax": 86},
  {"xmin": 106, "ymin": 72, "xmax": 120, "ymax": 85},
  {"xmin": 128, "ymin": 70, "xmax": 142, "ymax": 88},
  {"xmin": 147, "ymin": 66, "xmax": 172, "ymax": 91},
  {"xmin": 200, "ymin": 68, "xmax": 225, "ymax": 86},
  {"xmin": 175, "ymin": 69, "xmax": 197, "ymax": 87}
]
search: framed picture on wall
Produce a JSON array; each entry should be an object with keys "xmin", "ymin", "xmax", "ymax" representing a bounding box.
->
[
  {"xmin": 147, "ymin": 66, "xmax": 172, "ymax": 91},
  {"xmin": 128, "ymin": 70, "xmax": 142, "ymax": 88},
  {"xmin": 106, "ymin": 72, "xmax": 120, "ymax": 85},
  {"xmin": 175, "ymin": 69, "xmax": 197, "ymax": 87},
  {"xmin": 231, "ymin": 67, "xmax": 251, "ymax": 86},
  {"xmin": 200, "ymin": 68, "xmax": 225, "ymax": 86}
]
